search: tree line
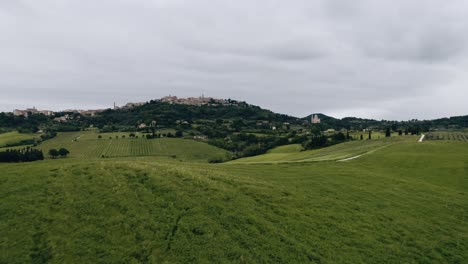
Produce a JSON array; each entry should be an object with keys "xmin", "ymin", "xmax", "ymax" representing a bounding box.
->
[{"xmin": 0, "ymin": 147, "xmax": 44, "ymax": 163}]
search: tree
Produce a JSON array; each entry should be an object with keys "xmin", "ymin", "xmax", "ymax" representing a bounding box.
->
[
  {"xmin": 385, "ymin": 128, "xmax": 391, "ymax": 137},
  {"xmin": 398, "ymin": 130, "xmax": 403, "ymax": 136},
  {"xmin": 58, "ymin": 148, "xmax": 70, "ymax": 158},
  {"xmin": 368, "ymin": 131, "xmax": 372, "ymax": 140},
  {"xmin": 49, "ymin": 149, "xmax": 59, "ymax": 159},
  {"xmin": 175, "ymin": 130, "xmax": 183, "ymax": 137},
  {"xmin": 360, "ymin": 134, "xmax": 364, "ymax": 140},
  {"xmin": 331, "ymin": 132, "xmax": 346, "ymax": 141}
]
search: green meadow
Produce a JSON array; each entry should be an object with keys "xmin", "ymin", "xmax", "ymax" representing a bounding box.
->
[
  {"xmin": 230, "ymin": 136, "xmax": 417, "ymax": 164},
  {"xmin": 0, "ymin": 131, "xmax": 40, "ymax": 148},
  {"xmin": 1, "ymin": 135, "xmax": 467, "ymax": 263}
]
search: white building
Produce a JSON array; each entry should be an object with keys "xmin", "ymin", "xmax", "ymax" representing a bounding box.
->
[{"xmin": 311, "ymin": 114, "xmax": 321, "ymax": 124}]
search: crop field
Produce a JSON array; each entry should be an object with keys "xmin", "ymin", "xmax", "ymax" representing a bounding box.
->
[
  {"xmin": 0, "ymin": 139, "xmax": 467, "ymax": 263},
  {"xmin": 231, "ymin": 136, "xmax": 417, "ymax": 164},
  {"xmin": 37, "ymin": 131, "xmax": 231, "ymax": 161},
  {"xmin": 78, "ymin": 131, "xmax": 145, "ymax": 140},
  {"xmin": 0, "ymin": 131, "xmax": 40, "ymax": 148},
  {"xmin": 425, "ymin": 131, "xmax": 468, "ymax": 141}
]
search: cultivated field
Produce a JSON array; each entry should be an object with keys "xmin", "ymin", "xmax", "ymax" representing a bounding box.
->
[
  {"xmin": 37, "ymin": 131, "xmax": 231, "ymax": 161},
  {"xmin": 0, "ymin": 139, "xmax": 466, "ymax": 263},
  {"xmin": 425, "ymin": 131, "xmax": 468, "ymax": 141}
]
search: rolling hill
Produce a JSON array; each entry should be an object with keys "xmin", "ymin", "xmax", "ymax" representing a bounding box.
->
[
  {"xmin": 230, "ymin": 135, "xmax": 417, "ymax": 164},
  {"xmin": 0, "ymin": 131, "xmax": 40, "ymax": 148},
  {"xmin": 1, "ymin": 139, "xmax": 466, "ymax": 263},
  {"xmin": 36, "ymin": 131, "xmax": 232, "ymax": 162}
]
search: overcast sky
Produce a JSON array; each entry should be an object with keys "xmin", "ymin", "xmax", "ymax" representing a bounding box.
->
[{"xmin": 1, "ymin": 0, "xmax": 467, "ymax": 120}]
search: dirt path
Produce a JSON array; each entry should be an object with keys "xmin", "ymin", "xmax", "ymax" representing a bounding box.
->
[
  {"xmin": 418, "ymin": 134, "xmax": 425, "ymax": 142},
  {"xmin": 337, "ymin": 155, "xmax": 363, "ymax": 162},
  {"xmin": 336, "ymin": 144, "xmax": 392, "ymax": 162}
]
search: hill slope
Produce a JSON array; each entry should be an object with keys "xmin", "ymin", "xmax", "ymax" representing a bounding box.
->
[
  {"xmin": 230, "ymin": 136, "xmax": 417, "ymax": 164},
  {"xmin": 38, "ymin": 131, "xmax": 231, "ymax": 161},
  {"xmin": 0, "ymin": 131, "xmax": 39, "ymax": 148},
  {"xmin": 1, "ymin": 140, "xmax": 466, "ymax": 263}
]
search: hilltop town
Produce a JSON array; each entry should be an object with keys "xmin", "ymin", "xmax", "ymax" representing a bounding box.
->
[
  {"xmin": 12, "ymin": 95, "xmax": 233, "ymax": 118},
  {"xmin": 160, "ymin": 95, "xmax": 237, "ymax": 106}
]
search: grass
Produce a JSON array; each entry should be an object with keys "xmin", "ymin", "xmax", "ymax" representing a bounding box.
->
[
  {"xmin": 231, "ymin": 136, "xmax": 418, "ymax": 164},
  {"xmin": 0, "ymin": 131, "xmax": 40, "ymax": 148},
  {"xmin": 0, "ymin": 139, "xmax": 466, "ymax": 263},
  {"xmin": 36, "ymin": 131, "xmax": 231, "ymax": 161}
]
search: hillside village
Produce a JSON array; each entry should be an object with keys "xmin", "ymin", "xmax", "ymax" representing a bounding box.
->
[{"xmin": 12, "ymin": 95, "xmax": 233, "ymax": 119}]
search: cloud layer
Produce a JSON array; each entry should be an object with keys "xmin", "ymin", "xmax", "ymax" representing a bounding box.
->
[{"xmin": 1, "ymin": 0, "xmax": 467, "ymax": 120}]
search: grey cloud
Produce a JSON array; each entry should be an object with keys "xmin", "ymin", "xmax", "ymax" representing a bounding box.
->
[{"xmin": 0, "ymin": 0, "xmax": 467, "ymax": 120}]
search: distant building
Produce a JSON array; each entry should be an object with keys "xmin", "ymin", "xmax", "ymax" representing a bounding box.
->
[
  {"xmin": 160, "ymin": 95, "xmax": 229, "ymax": 106},
  {"xmin": 110, "ymin": 102, "xmax": 144, "ymax": 110},
  {"xmin": 193, "ymin": 135, "xmax": 208, "ymax": 141},
  {"xmin": 13, "ymin": 107, "xmax": 54, "ymax": 117},
  {"xmin": 54, "ymin": 115, "xmax": 70, "ymax": 122},
  {"xmin": 311, "ymin": 114, "xmax": 321, "ymax": 124}
]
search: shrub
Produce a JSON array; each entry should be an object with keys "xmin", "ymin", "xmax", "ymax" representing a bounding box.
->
[
  {"xmin": 208, "ymin": 157, "xmax": 226, "ymax": 163},
  {"xmin": 58, "ymin": 148, "xmax": 70, "ymax": 158},
  {"xmin": 48, "ymin": 149, "xmax": 59, "ymax": 158}
]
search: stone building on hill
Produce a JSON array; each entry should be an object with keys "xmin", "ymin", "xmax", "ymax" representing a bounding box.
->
[
  {"xmin": 13, "ymin": 107, "xmax": 54, "ymax": 117},
  {"xmin": 311, "ymin": 114, "xmax": 321, "ymax": 124}
]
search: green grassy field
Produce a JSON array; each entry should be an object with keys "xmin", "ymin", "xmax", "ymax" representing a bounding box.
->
[
  {"xmin": 230, "ymin": 136, "xmax": 417, "ymax": 164},
  {"xmin": 1, "ymin": 138, "xmax": 466, "ymax": 263},
  {"xmin": 0, "ymin": 131, "xmax": 40, "ymax": 148},
  {"xmin": 36, "ymin": 131, "xmax": 231, "ymax": 161}
]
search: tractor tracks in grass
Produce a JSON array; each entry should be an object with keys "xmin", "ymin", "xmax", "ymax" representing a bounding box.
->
[
  {"xmin": 336, "ymin": 144, "xmax": 392, "ymax": 162},
  {"xmin": 336, "ymin": 154, "xmax": 363, "ymax": 162},
  {"xmin": 165, "ymin": 207, "xmax": 190, "ymax": 251}
]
